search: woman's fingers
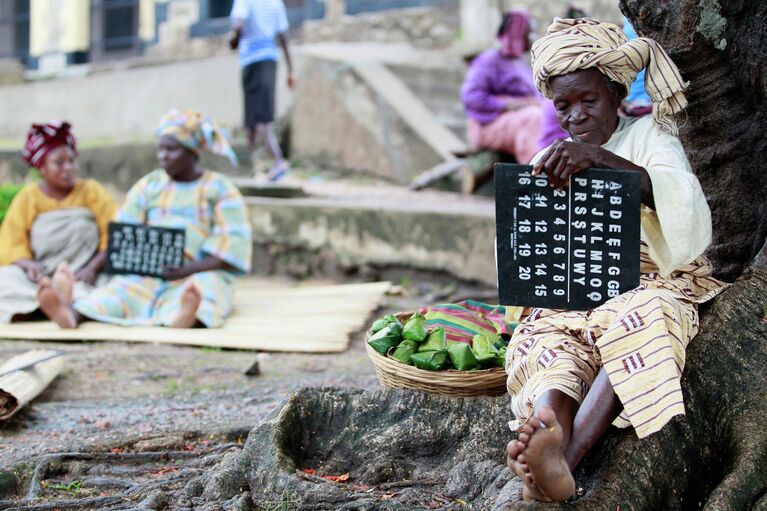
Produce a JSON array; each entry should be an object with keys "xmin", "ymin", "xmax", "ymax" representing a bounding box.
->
[
  {"xmin": 532, "ymin": 146, "xmax": 555, "ymax": 176},
  {"xmin": 542, "ymin": 149, "xmax": 564, "ymax": 187},
  {"xmin": 551, "ymin": 158, "xmax": 570, "ymax": 189}
]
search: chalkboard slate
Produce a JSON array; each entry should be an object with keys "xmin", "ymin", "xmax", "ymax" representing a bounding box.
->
[
  {"xmin": 495, "ymin": 164, "xmax": 641, "ymax": 310},
  {"xmin": 105, "ymin": 222, "xmax": 186, "ymax": 278}
]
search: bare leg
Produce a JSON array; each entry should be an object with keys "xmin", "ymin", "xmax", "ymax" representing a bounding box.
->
[
  {"xmin": 246, "ymin": 127, "xmax": 257, "ymax": 149},
  {"xmin": 507, "ymin": 390, "xmax": 578, "ymax": 500},
  {"xmin": 521, "ymin": 405, "xmax": 576, "ymax": 501},
  {"xmin": 518, "ymin": 371, "xmax": 623, "ymax": 502},
  {"xmin": 170, "ymin": 284, "xmax": 202, "ymax": 328},
  {"xmin": 37, "ymin": 277, "xmax": 80, "ymax": 329},
  {"xmin": 258, "ymin": 122, "xmax": 284, "ymax": 162},
  {"xmin": 257, "ymin": 122, "xmax": 289, "ymax": 181},
  {"xmin": 52, "ymin": 262, "xmax": 75, "ymax": 305},
  {"xmin": 564, "ymin": 368, "xmax": 623, "ymax": 470}
]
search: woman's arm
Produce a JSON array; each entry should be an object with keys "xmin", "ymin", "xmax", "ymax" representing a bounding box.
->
[
  {"xmin": 0, "ymin": 186, "xmax": 35, "ymax": 266},
  {"xmin": 162, "ymin": 255, "xmax": 230, "ymax": 281},
  {"xmin": 75, "ymin": 251, "xmax": 106, "ymax": 285},
  {"xmin": 460, "ymin": 56, "xmax": 508, "ymax": 116},
  {"xmin": 503, "ymin": 96, "xmax": 542, "ymax": 112},
  {"xmin": 14, "ymin": 258, "xmax": 44, "ymax": 283},
  {"xmin": 532, "ymin": 140, "xmax": 655, "ymax": 209}
]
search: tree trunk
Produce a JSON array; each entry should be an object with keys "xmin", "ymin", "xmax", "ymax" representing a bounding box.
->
[{"xmin": 621, "ymin": 0, "xmax": 767, "ymax": 281}]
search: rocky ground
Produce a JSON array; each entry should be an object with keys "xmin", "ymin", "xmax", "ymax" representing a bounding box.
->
[{"xmin": 0, "ymin": 275, "xmax": 499, "ymax": 509}]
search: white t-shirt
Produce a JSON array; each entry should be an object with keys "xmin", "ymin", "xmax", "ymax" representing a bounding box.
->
[{"xmin": 230, "ymin": 0, "xmax": 289, "ymax": 67}]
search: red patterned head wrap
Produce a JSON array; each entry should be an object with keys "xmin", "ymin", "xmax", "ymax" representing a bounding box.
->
[
  {"xmin": 498, "ymin": 9, "xmax": 531, "ymax": 58},
  {"xmin": 22, "ymin": 121, "xmax": 78, "ymax": 169}
]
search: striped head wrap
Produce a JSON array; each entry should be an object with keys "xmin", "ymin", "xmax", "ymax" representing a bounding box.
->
[
  {"xmin": 531, "ymin": 17, "xmax": 688, "ymax": 134},
  {"xmin": 156, "ymin": 110, "xmax": 238, "ymax": 167},
  {"xmin": 498, "ymin": 9, "xmax": 531, "ymax": 59},
  {"xmin": 22, "ymin": 121, "xmax": 78, "ymax": 169}
]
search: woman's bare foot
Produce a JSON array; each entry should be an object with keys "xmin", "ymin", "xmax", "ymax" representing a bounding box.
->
[
  {"xmin": 171, "ymin": 284, "xmax": 201, "ymax": 328},
  {"xmin": 52, "ymin": 262, "xmax": 76, "ymax": 305},
  {"xmin": 523, "ymin": 406, "xmax": 576, "ymax": 502},
  {"xmin": 37, "ymin": 277, "xmax": 78, "ymax": 329},
  {"xmin": 506, "ymin": 437, "xmax": 550, "ymax": 501}
]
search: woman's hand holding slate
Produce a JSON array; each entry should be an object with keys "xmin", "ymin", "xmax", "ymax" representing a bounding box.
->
[
  {"xmin": 532, "ymin": 139, "xmax": 655, "ymax": 208},
  {"xmin": 532, "ymin": 140, "xmax": 604, "ymax": 190}
]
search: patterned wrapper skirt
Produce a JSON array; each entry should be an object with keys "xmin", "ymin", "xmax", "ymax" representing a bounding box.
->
[{"xmin": 505, "ymin": 243, "xmax": 726, "ymax": 438}]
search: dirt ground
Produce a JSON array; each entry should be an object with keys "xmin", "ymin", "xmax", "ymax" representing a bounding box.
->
[{"xmin": 0, "ymin": 275, "xmax": 495, "ymax": 507}]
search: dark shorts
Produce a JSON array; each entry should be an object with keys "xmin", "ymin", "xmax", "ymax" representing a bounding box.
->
[{"xmin": 242, "ymin": 59, "xmax": 277, "ymax": 127}]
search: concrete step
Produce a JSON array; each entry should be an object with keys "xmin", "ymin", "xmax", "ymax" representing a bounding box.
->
[{"xmin": 240, "ymin": 179, "xmax": 496, "ymax": 286}]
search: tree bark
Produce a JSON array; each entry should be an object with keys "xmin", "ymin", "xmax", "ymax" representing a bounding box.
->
[{"xmin": 621, "ymin": 0, "xmax": 767, "ymax": 281}]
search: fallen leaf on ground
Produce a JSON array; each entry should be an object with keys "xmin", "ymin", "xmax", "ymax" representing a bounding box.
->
[
  {"xmin": 149, "ymin": 467, "xmax": 178, "ymax": 478},
  {"xmin": 321, "ymin": 472, "xmax": 350, "ymax": 482},
  {"xmin": 301, "ymin": 468, "xmax": 316, "ymax": 475}
]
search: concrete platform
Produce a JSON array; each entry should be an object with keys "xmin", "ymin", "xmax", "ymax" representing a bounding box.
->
[{"xmin": 243, "ymin": 180, "xmax": 497, "ymax": 286}]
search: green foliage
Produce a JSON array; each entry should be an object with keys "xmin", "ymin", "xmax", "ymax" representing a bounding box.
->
[
  {"xmin": 44, "ymin": 480, "xmax": 82, "ymax": 495},
  {"xmin": 256, "ymin": 488, "xmax": 300, "ymax": 511},
  {"xmin": 0, "ymin": 183, "xmax": 23, "ymax": 224}
]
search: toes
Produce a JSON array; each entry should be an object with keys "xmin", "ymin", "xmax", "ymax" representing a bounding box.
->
[
  {"xmin": 188, "ymin": 283, "xmax": 202, "ymax": 298},
  {"xmin": 536, "ymin": 405, "xmax": 558, "ymax": 427},
  {"xmin": 507, "ymin": 439, "xmax": 522, "ymax": 457},
  {"xmin": 522, "ymin": 422, "xmax": 537, "ymax": 435}
]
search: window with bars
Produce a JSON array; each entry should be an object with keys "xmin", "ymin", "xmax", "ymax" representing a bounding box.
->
[
  {"xmin": 208, "ymin": 0, "xmax": 234, "ymax": 19},
  {"xmin": 13, "ymin": 0, "xmax": 30, "ymax": 58},
  {"xmin": 102, "ymin": 0, "xmax": 138, "ymax": 51}
]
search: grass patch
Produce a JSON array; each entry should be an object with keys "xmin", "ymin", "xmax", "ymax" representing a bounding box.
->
[
  {"xmin": 43, "ymin": 480, "xmax": 82, "ymax": 496},
  {"xmin": 255, "ymin": 488, "xmax": 301, "ymax": 511}
]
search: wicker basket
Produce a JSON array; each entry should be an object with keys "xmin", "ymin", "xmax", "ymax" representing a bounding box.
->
[{"xmin": 365, "ymin": 312, "xmax": 508, "ymax": 397}]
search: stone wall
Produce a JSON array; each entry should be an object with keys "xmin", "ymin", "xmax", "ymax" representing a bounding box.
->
[
  {"xmin": 299, "ymin": 6, "xmax": 460, "ymax": 49},
  {"xmin": 521, "ymin": 0, "xmax": 624, "ymax": 30},
  {"xmin": 289, "ymin": 50, "xmax": 466, "ymax": 183},
  {"xmin": 459, "ymin": 0, "xmax": 624, "ymax": 54}
]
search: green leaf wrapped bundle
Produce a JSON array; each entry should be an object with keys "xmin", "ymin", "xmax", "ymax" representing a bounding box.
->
[
  {"xmin": 496, "ymin": 346, "xmax": 508, "ymax": 368},
  {"xmin": 492, "ymin": 335, "xmax": 509, "ymax": 350},
  {"xmin": 471, "ymin": 334, "xmax": 499, "ymax": 366},
  {"xmin": 371, "ymin": 314, "xmax": 401, "ymax": 334},
  {"xmin": 367, "ymin": 323, "xmax": 403, "ymax": 355},
  {"xmin": 410, "ymin": 350, "xmax": 448, "ymax": 370},
  {"xmin": 446, "ymin": 340, "xmax": 480, "ymax": 370},
  {"xmin": 417, "ymin": 327, "xmax": 447, "ymax": 352},
  {"xmin": 402, "ymin": 312, "xmax": 429, "ymax": 342},
  {"xmin": 391, "ymin": 340, "xmax": 418, "ymax": 365}
]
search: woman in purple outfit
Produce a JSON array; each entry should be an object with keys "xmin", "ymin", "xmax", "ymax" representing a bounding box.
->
[{"xmin": 460, "ymin": 9, "xmax": 567, "ymax": 163}]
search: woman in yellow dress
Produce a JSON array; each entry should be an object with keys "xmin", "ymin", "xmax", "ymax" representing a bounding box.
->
[{"xmin": 0, "ymin": 121, "xmax": 116, "ymax": 323}]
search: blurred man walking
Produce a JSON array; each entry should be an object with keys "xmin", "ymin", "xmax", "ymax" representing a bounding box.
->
[{"xmin": 229, "ymin": 0, "xmax": 295, "ymax": 181}]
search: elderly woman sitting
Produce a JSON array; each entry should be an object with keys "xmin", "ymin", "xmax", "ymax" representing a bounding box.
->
[
  {"xmin": 502, "ymin": 18, "xmax": 727, "ymax": 502},
  {"xmin": 0, "ymin": 122, "xmax": 116, "ymax": 323},
  {"xmin": 38, "ymin": 110, "xmax": 251, "ymax": 329}
]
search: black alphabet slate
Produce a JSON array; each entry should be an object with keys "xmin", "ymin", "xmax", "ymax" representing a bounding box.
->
[
  {"xmin": 105, "ymin": 222, "xmax": 186, "ymax": 278},
  {"xmin": 495, "ymin": 164, "xmax": 641, "ymax": 310}
]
